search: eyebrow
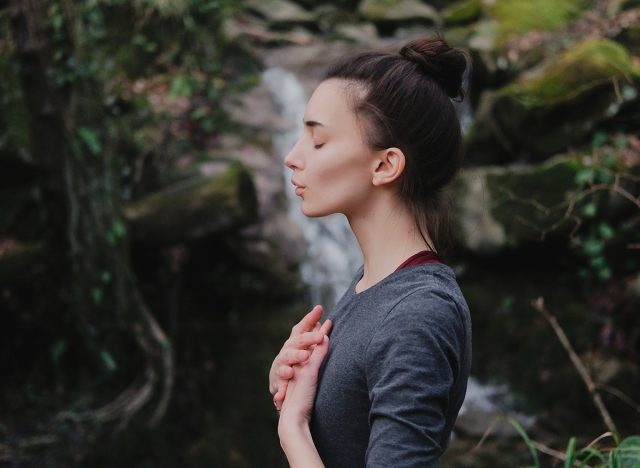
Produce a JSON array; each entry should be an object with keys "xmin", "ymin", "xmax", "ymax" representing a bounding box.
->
[{"xmin": 303, "ymin": 118, "xmax": 326, "ymax": 128}]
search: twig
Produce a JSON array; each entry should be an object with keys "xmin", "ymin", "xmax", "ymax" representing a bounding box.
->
[
  {"xmin": 531, "ymin": 297, "xmax": 618, "ymax": 435},
  {"xmin": 597, "ymin": 384, "xmax": 640, "ymax": 414}
]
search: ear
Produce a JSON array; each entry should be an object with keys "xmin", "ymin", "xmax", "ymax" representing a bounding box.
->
[{"xmin": 372, "ymin": 147, "xmax": 406, "ymax": 187}]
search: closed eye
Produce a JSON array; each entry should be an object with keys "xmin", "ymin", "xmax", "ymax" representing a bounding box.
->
[{"xmin": 314, "ymin": 143, "xmax": 324, "ymax": 149}]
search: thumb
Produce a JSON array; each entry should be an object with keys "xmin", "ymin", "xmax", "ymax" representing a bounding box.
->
[{"xmin": 307, "ymin": 335, "xmax": 330, "ymax": 369}]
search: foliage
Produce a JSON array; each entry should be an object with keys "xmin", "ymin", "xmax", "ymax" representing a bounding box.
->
[{"xmin": 508, "ymin": 417, "xmax": 640, "ymax": 468}]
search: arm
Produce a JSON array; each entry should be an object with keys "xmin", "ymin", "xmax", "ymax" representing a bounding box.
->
[
  {"xmin": 364, "ymin": 289, "xmax": 466, "ymax": 467},
  {"xmin": 278, "ymin": 322, "xmax": 332, "ymax": 468}
]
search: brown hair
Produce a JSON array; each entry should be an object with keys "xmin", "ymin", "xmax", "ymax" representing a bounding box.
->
[{"xmin": 323, "ymin": 37, "xmax": 469, "ymax": 257}]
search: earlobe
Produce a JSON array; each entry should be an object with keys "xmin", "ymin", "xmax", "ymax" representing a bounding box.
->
[{"xmin": 372, "ymin": 148, "xmax": 405, "ymax": 186}]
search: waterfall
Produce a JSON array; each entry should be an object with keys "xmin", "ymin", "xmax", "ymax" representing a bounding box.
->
[{"xmin": 262, "ymin": 67, "xmax": 363, "ymax": 311}]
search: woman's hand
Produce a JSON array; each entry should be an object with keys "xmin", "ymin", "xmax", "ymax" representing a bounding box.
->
[
  {"xmin": 279, "ymin": 321, "xmax": 332, "ymax": 426},
  {"xmin": 269, "ymin": 305, "xmax": 331, "ymax": 410},
  {"xmin": 277, "ymin": 325, "xmax": 332, "ymax": 468}
]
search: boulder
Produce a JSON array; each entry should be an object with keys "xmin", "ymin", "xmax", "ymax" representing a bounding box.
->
[
  {"xmin": 359, "ymin": 0, "xmax": 441, "ymax": 26},
  {"xmin": 222, "ymin": 15, "xmax": 315, "ymax": 47},
  {"xmin": 123, "ymin": 159, "xmax": 258, "ymax": 243},
  {"xmin": 442, "ymin": 0, "xmax": 482, "ymax": 26},
  {"xmin": 244, "ymin": 0, "xmax": 316, "ymax": 29},
  {"xmin": 486, "ymin": 0, "xmax": 591, "ymax": 43},
  {"xmin": 467, "ymin": 38, "xmax": 640, "ymax": 163},
  {"xmin": 333, "ymin": 22, "xmax": 379, "ymax": 44},
  {"xmin": 451, "ymin": 154, "xmax": 589, "ymax": 253}
]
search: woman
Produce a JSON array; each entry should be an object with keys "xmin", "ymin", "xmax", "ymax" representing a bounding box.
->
[{"xmin": 268, "ymin": 36, "xmax": 472, "ymax": 467}]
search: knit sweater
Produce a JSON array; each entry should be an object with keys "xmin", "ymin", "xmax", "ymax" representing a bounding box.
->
[{"xmin": 310, "ymin": 263, "xmax": 472, "ymax": 468}]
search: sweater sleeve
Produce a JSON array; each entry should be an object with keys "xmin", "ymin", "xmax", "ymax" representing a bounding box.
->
[{"xmin": 364, "ymin": 288, "xmax": 464, "ymax": 468}]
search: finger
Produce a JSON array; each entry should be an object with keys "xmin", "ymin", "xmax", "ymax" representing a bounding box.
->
[
  {"xmin": 286, "ymin": 331, "xmax": 325, "ymax": 349},
  {"xmin": 280, "ymin": 348, "xmax": 310, "ymax": 365},
  {"xmin": 319, "ymin": 319, "xmax": 333, "ymax": 336},
  {"xmin": 290, "ymin": 304, "xmax": 323, "ymax": 336},
  {"xmin": 275, "ymin": 380, "xmax": 288, "ymax": 403},
  {"xmin": 277, "ymin": 365, "xmax": 294, "ymax": 379}
]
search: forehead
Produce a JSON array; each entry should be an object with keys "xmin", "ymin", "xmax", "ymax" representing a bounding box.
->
[{"xmin": 304, "ymin": 79, "xmax": 362, "ymax": 132}]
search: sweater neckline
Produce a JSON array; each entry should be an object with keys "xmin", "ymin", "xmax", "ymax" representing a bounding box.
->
[{"xmin": 351, "ymin": 262, "xmax": 447, "ymax": 297}]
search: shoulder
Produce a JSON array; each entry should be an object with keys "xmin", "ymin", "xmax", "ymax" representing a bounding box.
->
[{"xmin": 384, "ymin": 264, "xmax": 470, "ymax": 330}]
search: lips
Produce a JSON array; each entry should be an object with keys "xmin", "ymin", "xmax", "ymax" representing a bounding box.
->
[{"xmin": 291, "ymin": 179, "xmax": 305, "ymax": 196}]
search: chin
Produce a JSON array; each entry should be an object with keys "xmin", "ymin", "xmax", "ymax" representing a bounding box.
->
[{"xmin": 300, "ymin": 201, "xmax": 337, "ymax": 218}]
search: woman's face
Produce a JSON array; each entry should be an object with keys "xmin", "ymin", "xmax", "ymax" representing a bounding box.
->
[{"xmin": 284, "ymin": 79, "xmax": 376, "ymax": 218}]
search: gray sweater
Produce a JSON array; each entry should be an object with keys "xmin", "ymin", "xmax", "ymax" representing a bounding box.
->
[{"xmin": 310, "ymin": 263, "xmax": 471, "ymax": 467}]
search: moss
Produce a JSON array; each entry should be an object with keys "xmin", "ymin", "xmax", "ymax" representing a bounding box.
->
[
  {"xmin": 485, "ymin": 156, "xmax": 582, "ymax": 244},
  {"xmin": 487, "ymin": 0, "xmax": 592, "ymax": 41},
  {"xmin": 442, "ymin": 0, "xmax": 482, "ymax": 26},
  {"xmin": 502, "ymin": 38, "xmax": 640, "ymax": 109}
]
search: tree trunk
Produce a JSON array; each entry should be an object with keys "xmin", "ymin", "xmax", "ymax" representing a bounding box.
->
[{"xmin": 8, "ymin": 0, "xmax": 174, "ymax": 456}]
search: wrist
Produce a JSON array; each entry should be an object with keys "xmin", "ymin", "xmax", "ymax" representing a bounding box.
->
[{"xmin": 278, "ymin": 413, "xmax": 311, "ymax": 447}]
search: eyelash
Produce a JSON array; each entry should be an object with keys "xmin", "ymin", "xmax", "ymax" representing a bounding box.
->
[{"xmin": 314, "ymin": 143, "xmax": 324, "ymax": 149}]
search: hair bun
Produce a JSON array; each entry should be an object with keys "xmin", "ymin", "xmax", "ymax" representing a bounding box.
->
[{"xmin": 399, "ymin": 37, "xmax": 468, "ymax": 101}]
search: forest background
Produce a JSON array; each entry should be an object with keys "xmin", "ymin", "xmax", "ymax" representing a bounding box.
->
[{"xmin": 1, "ymin": 0, "xmax": 639, "ymax": 466}]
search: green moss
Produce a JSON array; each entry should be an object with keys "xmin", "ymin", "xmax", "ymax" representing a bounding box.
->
[
  {"xmin": 442, "ymin": 0, "xmax": 482, "ymax": 26},
  {"xmin": 487, "ymin": 0, "xmax": 591, "ymax": 40},
  {"xmin": 502, "ymin": 38, "xmax": 640, "ymax": 109},
  {"xmin": 486, "ymin": 157, "xmax": 582, "ymax": 243}
]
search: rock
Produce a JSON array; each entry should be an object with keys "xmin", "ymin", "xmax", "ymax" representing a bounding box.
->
[
  {"xmin": 222, "ymin": 15, "xmax": 315, "ymax": 47},
  {"xmin": 451, "ymin": 154, "xmax": 587, "ymax": 253},
  {"xmin": 222, "ymin": 80, "xmax": 288, "ymax": 132},
  {"xmin": 333, "ymin": 22, "xmax": 379, "ymax": 44},
  {"xmin": 442, "ymin": 0, "xmax": 482, "ymax": 26},
  {"xmin": 467, "ymin": 38, "xmax": 640, "ymax": 162},
  {"xmin": 359, "ymin": 0, "xmax": 441, "ymax": 26},
  {"xmin": 455, "ymin": 377, "xmax": 536, "ymax": 438},
  {"xmin": 486, "ymin": 0, "xmax": 591, "ymax": 43},
  {"xmin": 244, "ymin": 0, "xmax": 316, "ymax": 29},
  {"xmin": 123, "ymin": 160, "xmax": 258, "ymax": 243}
]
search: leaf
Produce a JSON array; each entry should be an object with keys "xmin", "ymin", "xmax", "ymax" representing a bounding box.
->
[
  {"xmin": 100, "ymin": 270, "xmax": 111, "ymax": 284},
  {"xmin": 508, "ymin": 417, "xmax": 540, "ymax": 468},
  {"xmin": 111, "ymin": 220, "xmax": 127, "ymax": 239},
  {"xmin": 591, "ymin": 130, "xmax": 608, "ymax": 149},
  {"xmin": 598, "ymin": 222, "xmax": 615, "ymax": 240},
  {"xmin": 614, "ymin": 436, "xmax": 640, "ymax": 467},
  {"xmin": 91, "ymin": 287, "xmax": 103, "ymax": 304},
  {"xmin": 564, "ymin": 437, "xmax": 576, "ymax": 468},
  {"xmin": 575, "ymin": 168, "xmax": 595, "ymax": 185},
  {"xmin": 583, "ymin": 237, "xmax": 603, "ymax": 256},
  {"xmin": 51, "ymin": 339, "xmax": 67, "ymax": 365},
  {"xmin": 100, "ymin": 349, "xmax": 118, "ymax": 372},
  {"xmin": 77, "ymin": 126, "xmax": 101, "ymax": 156},
  {"xmin": 582, "ymin": 202, "xmax": 597, "ymax": 218}
]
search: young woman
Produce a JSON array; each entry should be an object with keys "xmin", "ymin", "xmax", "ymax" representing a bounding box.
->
[{"xmin": 268, "ymin": 37, "xmax": 472, "ymax": 467}]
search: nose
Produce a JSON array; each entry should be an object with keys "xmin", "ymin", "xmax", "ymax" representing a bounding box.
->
[{"xmin": 284, "ymin": 137, "xmax": 304, "ymax": 171}]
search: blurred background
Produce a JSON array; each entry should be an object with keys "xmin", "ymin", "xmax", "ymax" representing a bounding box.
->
[{"xmin": 1, "ymin": 0, "xmax": 639, "ymax": 466}]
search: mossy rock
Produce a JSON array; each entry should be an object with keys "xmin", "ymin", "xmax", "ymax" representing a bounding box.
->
[
  {"xmin": 503, "ymin": 39, "xmax": 640, "ymax": 108},
  {"xmin": 359, "ymin": 0, "xmax": 441, "ymax": 25},
  {"xmin": 468, "ymin": 39, "xmax": 640, "ymax": 161},
  {"xmin": 245, "ymin": 0, "xmax": 316, "ymax": 29},
  {"xmin": 486, "ymin": 0, "xmax": 592, "ymax": 43},
  {"xmin": 442, "ymin": 0, "xmax": 482, "ymax": 26},
  {"xmin": 452, "ymin": 154, "xmax": 591, "ymax": 253},
  {"xmin": 123, "ymin": 159, "xmax": 258, "ymax": 243}
]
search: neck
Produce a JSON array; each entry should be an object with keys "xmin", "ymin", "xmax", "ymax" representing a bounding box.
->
[{"xmin": 346, "ymin": 191, "xmax": 432, "ymax": 293}]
